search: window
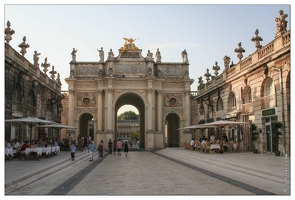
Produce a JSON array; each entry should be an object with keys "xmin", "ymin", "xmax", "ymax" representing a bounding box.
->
[{"xmin": 216, "ymin": 97, "xmax": 223, "ymax": 111}]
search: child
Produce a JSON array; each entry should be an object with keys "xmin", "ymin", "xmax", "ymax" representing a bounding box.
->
[{"xmin": 70, "ymin": 143, "xmax": 76, "ymax": 161}]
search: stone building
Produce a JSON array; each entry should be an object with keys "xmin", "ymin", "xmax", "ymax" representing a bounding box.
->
[
  {"xmin": 191, "ymin": 10, "xmax": 290, "ymax": 156},
  {"xmin": 62, "ymin": 38, "xmax": 193, "ymax": 150},
  {"xmin": 4, "ymin": 21, "xmax": 63, "ymax": 142}
]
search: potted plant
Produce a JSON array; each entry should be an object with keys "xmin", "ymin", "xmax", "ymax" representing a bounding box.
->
[
  {"xmin": 272, "ymin": 122, "xmax": 283, "ymax": 156},
  {"xmin": 250, "ymin": 123, "xmax": 259, "ymax": 154}
]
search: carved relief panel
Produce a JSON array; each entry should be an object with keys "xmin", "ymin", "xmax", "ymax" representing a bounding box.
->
[
  {"xmin": 163, "ymin": 93, "xmax": 182, "ymax": 107},
  {"xmin": 77, "ymin": 93, "xmax": 96, "ymax": 107}
]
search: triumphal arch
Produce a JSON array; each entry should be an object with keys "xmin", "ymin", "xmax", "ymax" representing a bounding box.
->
[{"xmin": 64, "ymin": 38, "xmax": 193, "ymax": 150}]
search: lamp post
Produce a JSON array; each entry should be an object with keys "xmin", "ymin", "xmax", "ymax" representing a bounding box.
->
[{"xmin": 273, "ymin": 66, "xmax": 286, "ymax": 155}]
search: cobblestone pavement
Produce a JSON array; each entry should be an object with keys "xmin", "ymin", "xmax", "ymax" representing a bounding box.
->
[{"xmin": 4, "ymin": 148, "xmax": 290, "ymax": 195}]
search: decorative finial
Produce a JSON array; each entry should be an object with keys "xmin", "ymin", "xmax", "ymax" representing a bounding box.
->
[
  {"xmin": 251, "ymin": 29, "xmax": 263, "ymax": 50},
  {"xmin": 204, "ymin": 68, "xmax": 211, "ymax": 82},
  {"xmin": 41, "ymin": 57, "xmax": 50, "ymax": 74},
  {"xmin": 234, "ymin": 42, "xmax": 245, "ymax": 61},
  {"xmin": 49, "ymin": 65, "xmax": 57, "ymax": 80},
  {"xmin": 5, "ymin": 21, "xmax": 15, "ymax": 44},
  {"xmin": 18, "ymin": 36, "xmax": 30, "ymax": 56},
  {"xmin": 212, "ymin": 61, "xmax": 220, "ymax": 76}
]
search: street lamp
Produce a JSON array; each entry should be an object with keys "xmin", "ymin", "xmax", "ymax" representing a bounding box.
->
[{"xmin": 272, "ymin": 66, "xmax": 286, "ymax": 155}]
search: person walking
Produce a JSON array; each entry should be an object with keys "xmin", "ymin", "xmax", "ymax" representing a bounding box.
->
[
  {"xmin": 116, "ymin": 139, "xmax": 123, "ymax": 156},
  {"xmin": 123, "ymin": 141, "xmax": 129, "ymax": 156},
  {"xmin": 70, "ymin": 143, "xmax": 76, "ymax": 161},
  {"xmin": 108, "ymin": 139, "xmax": 113, "ymax": 154},
  {"xmin": 113, "ymin": 139, "xmax": 116, "ymax": 155},
  {"xmin": 88, "ymin": 139, "xmax": 95, "ymax": 161},
  {"xmin": 97, "ymin": 140, "xmax": 104, "ymax": 161}
]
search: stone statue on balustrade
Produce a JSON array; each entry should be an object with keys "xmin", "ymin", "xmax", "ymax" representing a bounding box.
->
[
  {"xmin": 146, "ymin": 50, "xmax": 153, "ymax": 61},
  {"xmin": 33, "ymin": 51, "xmax": 41, "ymax": 67},
  {"xmin": 223, "ymin": 55, "xmax": 231, "ymax": 71},
  {"xmin": 181, "ymin": 49, "xmax": 189, "ymax": 63},
  {"xmin": 108, "ymin": 49, "xmax": 115, "ymax": 60},
  {"xmin": 71, "ymin": 48, "xmax": 78, "ymax": 62},
  {"xmin": 275, "ymin": 10, "xmax": 288, "ymax": 36},
  {"xmin": 156, "ymin": 48, "xmax": 161, "ymax": 63},
  {"xmin": 98, "ymin": 47, "xmax": 104, "ymax": 62}
]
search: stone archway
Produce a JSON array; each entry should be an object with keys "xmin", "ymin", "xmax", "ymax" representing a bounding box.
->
[
  {"xmin": 115, "ymin": 92, "xmax": 145, "ymax": 149},
  {"xmin": 166, "ymin": 113, "xmax": 180, "ymax": 147},
  {"xmin": 79, "ymin": 113, "xmax": 94, "ymax": 140}
]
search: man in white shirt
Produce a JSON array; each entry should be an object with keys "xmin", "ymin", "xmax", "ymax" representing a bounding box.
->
[
  {"xmin": 190, "ymin": 138, "xmax": 195, "ymax": 150},
  {"xmin": 210, "ymin": 134, "xmax": 215, "ymax": 143}
]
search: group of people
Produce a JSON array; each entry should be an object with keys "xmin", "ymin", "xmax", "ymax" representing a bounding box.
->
[
  {"xmin": 5, "ymin": 138, "xmax": 60, "ymax": 161},
  {"xmin": 190, "ymin": 133, "xmax": 232, "ymax": 154},
  {"xmin": 70, "ymin": 138, "xmax": 130, "ymax": 161}
]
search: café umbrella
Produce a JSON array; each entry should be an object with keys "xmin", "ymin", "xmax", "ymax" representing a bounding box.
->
[
  {"xmin": 37, "ymin": 123, "xmax": 77, "ymax": 140},
  {"xmin": 201, "ymin": 120, "xmax": 248, "ymax": 128},
  {"xmin": 5, "ymin": 117, "xmax": 55, "ymax": 141},
  {"xmin": 177, "ymin": 124, "xmax": 217, "ymax": 138}
]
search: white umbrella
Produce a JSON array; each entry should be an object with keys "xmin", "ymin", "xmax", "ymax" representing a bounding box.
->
[
  {"xmin": 177, "ymin": 124, "xmax": 217, "ymax": 138},
  {"xmin": 201, "ymin": 120, "xmax": 248, "ymax": 128},
  {"xmin": 5, "ymin": 117, "xmax": 55, "ymax": 141},
  {"xmin": 37, "ymin": 123, "xmax": 77, "ymax": 130}
]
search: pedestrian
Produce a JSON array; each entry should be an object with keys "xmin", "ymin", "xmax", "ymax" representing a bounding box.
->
[
  {"xmin": 116, "ymin": 139, "xmax": 122, "ymax": 156},
  {"xmin": 113, "ymin": 139, "xmax": 116, "ymax": 155},
  {"xmin": 123, "ymin": 141, "xmax": 129, "ymax": 156},
  {"xmin": 97, "ymin": 140, "xmax": 104, "ymax": 161},
  {"xmin": 108, "ymin": 139, "xmax": 113, "ymax": 154},
  {"xmin": 88, "ymin": 139, "xmax": 95, "ymax": 161},
  {"xmin": 70, "ymin": 143, "xmax": 76, "ymax": 161},
  {"xmin": 84, "ymin": 137, "xmax": 88, "ymax": 149}
]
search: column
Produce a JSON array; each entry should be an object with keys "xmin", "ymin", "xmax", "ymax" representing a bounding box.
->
[
  {"xmin": 107, "ymin": 88, "xmax": 113, "ymax": 131},
  {"xmin": 97, "ymin": 89, "xmax": 103, "ymax": 131},
  {"xmin": 157, "ymin": 90, "xmax": 163, "ymax": 131}
]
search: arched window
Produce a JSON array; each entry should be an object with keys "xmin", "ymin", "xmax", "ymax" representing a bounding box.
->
[
  {"xmin": 228, "ymin": 92, "xmax": 236, "ymax": 108},
  {"xmin": 263, "ymin": 78, "xmax": 276, "ymax": 108},
  {"xmin": 246, "ymin": 88, "xmax": 252, "ymax": 103},
  {"xmin": 216, "ymin": 97, "xmax": 223, "ymax": 111}
]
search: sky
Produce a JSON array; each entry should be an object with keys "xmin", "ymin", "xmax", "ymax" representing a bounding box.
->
[{"xmin": 2, "ymin": 1, "xmax": 292, "ymax": 114}]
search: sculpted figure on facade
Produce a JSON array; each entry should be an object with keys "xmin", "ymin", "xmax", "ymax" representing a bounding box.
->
[
  {"xmin": 146, "ymin": 50, "xmax": 153, "ymax": 61},
  {"xmin": 275, "ymin": 10, "xmax": 288, "ymax": 36},
  {"xmin": 120, "ymin": 37, "xmax": 139, "ymax": 52},
  {"xmin": 5, "ymin": 21, "xmax": 15, "ymax": 44},
  {"xmin": 33, "ymin": 50, "xmax": 41, "ymax": 67},
  {"xmin": 56, "ymin": 73, "xmax": 61, "ymax": 85},
  {"xmin": 181, "ymin": 49, "xmax": 189, "ymax": 63},
  {"xmin": 251, "ymin": 29, "xmax": 263, "ymax": 50},
  {"xmin": 223, "ymin": 55, "xmax": 231, "ymax": 71},
  {"xmin": 108, "ymin": 49, "xmax": 115, "ymax": 60},
  {"xmin": 71, "ymin": 48, "xmax": 78, "ymax": 62},
  {"xmin": 108, "ymin": 67, "xmax": 113, "ymax": 76},
  {"xmin": 155, "ymin": 48, "xmax": 161, "ymax": 63},
  {"xmin": 234, "ymin": 42, "xmax": 245, "ymax": 61},
  {"xmin": 98, "ymin": 47, "xmax": 104, "ymax": 62}
]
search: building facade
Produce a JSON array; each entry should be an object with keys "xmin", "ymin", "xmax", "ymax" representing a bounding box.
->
[
  {"xmin": 4, "ymin": 21, "xmax": 63, "ymax": 142},
  {"xmin": 191, "ymin": 10, "xmax": 290, "ymax": 156},
  {"xmin": 62, "ymin": 39, "xmax": 193, "ymax": 150}
]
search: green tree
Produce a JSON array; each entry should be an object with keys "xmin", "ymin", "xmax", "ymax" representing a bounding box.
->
[{"xmin": 117, "ymin": 111, "xmax": 139, "ymax": 120}]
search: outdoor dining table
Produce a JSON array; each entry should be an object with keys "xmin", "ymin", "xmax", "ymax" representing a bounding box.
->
[
  {"xmin": 25, "ymin": 148, "xmax": 42, "ymax": 156},
  {"xmin": 5, "ymin": 148, "xmax": 14, "ymax": 156},
  {"xmin": 40, "ymin": 147, "xmax": 52, "ymax": 155},
  {"xmin": 210, "ymin": 144, "xmax": 220, "ymax": 149}
]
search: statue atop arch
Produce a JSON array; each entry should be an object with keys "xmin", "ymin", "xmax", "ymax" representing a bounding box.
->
[{"xmin": 120, "ymin": 37, "xmax": 139, "ymax": 53}]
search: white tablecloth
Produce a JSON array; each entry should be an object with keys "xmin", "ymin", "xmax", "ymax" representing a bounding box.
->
[
  {"xmin": 25, "ymin": 148, "xmax": 42, "ymax": 156},
  {"xmin": 5, "ymin": 148, "xmax": 14, "ymax": 156},
  {"xmin": 40, "ymin": 147, "xmax": 52, "ymax": 155},
  {"xmin": 233, "ymin": 143, "xmax": 237, "ymax": 149},
  {"xmin": 210, "ymin": 144, "xmax": 220, "ymax": 149}
]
